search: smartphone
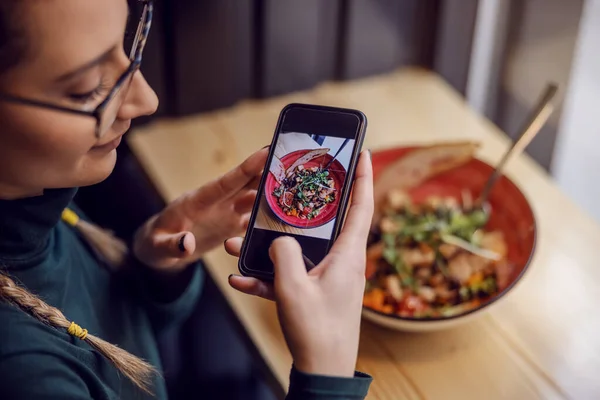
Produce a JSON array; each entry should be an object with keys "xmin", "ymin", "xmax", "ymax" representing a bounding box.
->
[{"xmin": 238, "ymin": 103, "xmax": 367, "ymax": 280}]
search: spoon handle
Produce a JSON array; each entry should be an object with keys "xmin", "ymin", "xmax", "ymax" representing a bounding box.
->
[
  {"xmin": 478, "ymin": 83, "xmax": 559, "ymax": 205},
  {"xmin": 324, "ymin": 138, "xmax": 350, "ymax": 170}
]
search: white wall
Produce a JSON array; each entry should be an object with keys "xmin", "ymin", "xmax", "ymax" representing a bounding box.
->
[
  {"xmin": 467, "ymin": 0, "xmax": 582, "ymax": 170},
  {"xmin": 552, "ymin": 0, "xmax": 600, "ymax": 222},
  {"xmin": 466, "ymin": 0, "xmax": 510, "ymax": 118}
]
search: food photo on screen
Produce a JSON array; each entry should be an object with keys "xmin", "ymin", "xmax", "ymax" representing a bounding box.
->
[{"xmin": 254, "ymin": 131, "xmax": 355, "ymax": 240}]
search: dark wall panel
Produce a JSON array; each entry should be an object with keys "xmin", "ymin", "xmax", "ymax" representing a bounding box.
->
[
  {"xmin": 169, "ymin": 0, "xmax": 255, "ymax": 115},
  {"xmin": 135, "ymin": 0, "xmax": 441, "ymax": 116},
  {"xmin": 432, "ymin": 0, "xmax": 478, "ymax": 95},
  {"xmin": 261, "ymin": 0, "xmax": 341, "ymax": 97},
  {"xmin": 340, "ymin": 0, "xmax": 438, "ymax": 80}
]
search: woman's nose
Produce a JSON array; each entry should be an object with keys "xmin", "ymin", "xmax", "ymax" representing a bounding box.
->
[{"xmin": 118, "ymin": 70, "xmax": 159, "ymax": 120}]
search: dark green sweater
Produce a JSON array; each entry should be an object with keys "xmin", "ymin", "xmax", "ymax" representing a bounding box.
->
[{"xmin": 0, "ymin": 188, "xmax": 372, "ymax": 399}]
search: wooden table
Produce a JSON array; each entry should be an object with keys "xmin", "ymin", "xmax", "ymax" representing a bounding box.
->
[{"xmin": 129, "ymin": 68, "xmax": 600, "ymax": 400}]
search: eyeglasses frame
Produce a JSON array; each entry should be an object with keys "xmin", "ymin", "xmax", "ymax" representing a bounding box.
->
[{"xmin": 0, "ymin": 0, "xmax": 153, "ymax": 138}]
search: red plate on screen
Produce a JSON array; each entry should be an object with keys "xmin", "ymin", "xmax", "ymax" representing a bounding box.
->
[{"xmin": 265, "ymin": 149, "xmax": 347, "ymax": 229}]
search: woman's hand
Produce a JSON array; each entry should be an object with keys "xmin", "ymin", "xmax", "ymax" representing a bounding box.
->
[
  {"xmin": 133, "ymin": 148, "xmax": 268, "ymax": 272},
  {"xmin": 225, "ymin": 151, "xmax": 373, "ymax": 377}
]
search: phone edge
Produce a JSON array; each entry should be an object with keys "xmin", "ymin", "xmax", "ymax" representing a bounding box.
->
[{"xmin": 238, "ymin": 103, "xmax": 368, "ymax": 280}]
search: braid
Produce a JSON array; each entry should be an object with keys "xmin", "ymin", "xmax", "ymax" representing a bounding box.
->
[
  {"xmin": 0, "ymin": 1, "xmax": 158, "ymax": 395},
  {"xmin": 0, "ymin": 272, "xmax": 158, "ymax": 394}
]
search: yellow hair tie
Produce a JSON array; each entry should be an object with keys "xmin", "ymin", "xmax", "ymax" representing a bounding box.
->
[
  {"xmin": 67, "ymin": 321, "xmax": 88, "ymax": 341},
  {"xmin": 61, "ymin": 208, "xmax": 80, "ymax": 227}
]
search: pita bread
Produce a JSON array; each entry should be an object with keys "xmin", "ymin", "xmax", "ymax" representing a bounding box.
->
[
  {"xmin": 269, "ymin": 155, "xmax": 286, "ymax": 183},
  {"xmin": 286, "ymin": 148, "xmax": 330, "ymax": 176},
  {"xmin": 374, "ymin": 141, "xmax": 480, "ymax": 208}
]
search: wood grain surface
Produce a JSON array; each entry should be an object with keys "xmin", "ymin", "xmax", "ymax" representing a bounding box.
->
[{"xmin": 129, "ymin": 68, "xmax": 600, "ymax": 400}]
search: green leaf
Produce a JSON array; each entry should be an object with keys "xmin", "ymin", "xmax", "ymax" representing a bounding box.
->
[
  {"xmin": 482, "ymin": 277, "xmax": 497, "ymax": 293},
  {"xmin": 469, "ymin": 281, "xmax": 482, "ymax": 293},
  {"xmin": 401, "ymin": 275, "xmax": 415, "ymax": 288},
  {"xmin": 470, "ymin": 209, "xmax": 489, "ymax": 227},
  {"xmin": 382, "ymin": 233, "xmax": 396, "ymax": 247},
  {"xmin": 382, "ymin": 247, "xmax": 397, "ymax": 265},
  {"xmin": 449, "ymin": 213, "xmax": 471, "ymax": 231},
  {"xmin": 436, "ymin": 254, "xmax": 450, "ymax": 277},
  {"xmin": 414, "ymin": 231, "xmax": 426, "ymax": 242}
]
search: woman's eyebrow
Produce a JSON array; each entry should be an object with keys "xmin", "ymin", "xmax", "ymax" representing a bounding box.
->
[
  {"xmin": 55, "ymin": 2, "xmax": 131, "ymax": 84},
  {"xmin": 54, "ymin": 45, "xmax": 116, "ymax": 83}
]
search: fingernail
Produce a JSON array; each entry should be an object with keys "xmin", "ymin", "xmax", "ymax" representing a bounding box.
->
[
  {"xmin": 178, "ymin": 234, "xmax": 187, "ymax": 252},
  {"xmin": 367, "ymin": 149, "xmax": 372, "ymax": 159},
  {"xmin": 228, "ymin": 274, "xmax": 234, "ymax": 280},
  {"xmin": 262, "ymin": 144, "xmax": 270, "ymax": 149}
]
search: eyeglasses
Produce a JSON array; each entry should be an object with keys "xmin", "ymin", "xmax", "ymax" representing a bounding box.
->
[{"xmin": 0, "ymin": 1, "xmax": 153, "ymax": 139}]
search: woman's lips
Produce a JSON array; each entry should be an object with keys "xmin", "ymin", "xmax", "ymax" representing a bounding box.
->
[
  {"xmin": 91, "ymin": 135, "xmax": 123, "ymax": 152},
  {"xmin": 91, "ymin": 121, "xmax": 131, "ymax": 152}
]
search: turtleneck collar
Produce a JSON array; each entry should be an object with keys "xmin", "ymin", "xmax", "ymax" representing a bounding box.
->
[{"xmin": 0, "ymin": 188, "xmax": 77, "ymax": 265}]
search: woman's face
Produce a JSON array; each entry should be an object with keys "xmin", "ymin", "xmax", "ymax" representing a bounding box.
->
[{"xmin": 0, "ymin": 0, "xmax": 158, "ymax": 198}]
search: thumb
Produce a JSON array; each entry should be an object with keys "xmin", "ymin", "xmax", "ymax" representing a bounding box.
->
[
  {"xmin": 150, "ymin": 231, "xmax": 196, "ymax": 260},
  {"xmin": 269, "ymin": 237, "xmax": 308, "ymax": 288}
]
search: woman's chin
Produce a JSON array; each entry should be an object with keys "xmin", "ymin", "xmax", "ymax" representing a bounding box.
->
[{"xmin": 77, "ymin": 151, "xmax": 118, "ymax": 187}]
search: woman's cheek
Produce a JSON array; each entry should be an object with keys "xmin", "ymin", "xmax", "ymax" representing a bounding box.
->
[
  {"xmin": 41, "ymin": 118, "xmax": 116, "ymax": 186},
  {"xmin": 0, "ymin": 105, "xmax": 106, "ymax": 189},
  {"xmin": 28, "ymin": 110, "xmax": 96, "ymax": 157}
]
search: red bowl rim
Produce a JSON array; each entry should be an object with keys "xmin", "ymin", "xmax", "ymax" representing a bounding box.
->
[{"xmin": 363, "ymin": 146, "xmax": 537, "ymax": 322}]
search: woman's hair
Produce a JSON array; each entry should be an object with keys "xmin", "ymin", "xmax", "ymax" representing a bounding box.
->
[
  {"xmin": 0, "ymin": 272, "xmax": 157, "ymax": 393},
  {"xmin": 0, "ymin": 1, "xmax": 28, "ymax": 74},
  {"xmin": 0, "ymin": 2, "xmax": 158, "ymax": 395}
]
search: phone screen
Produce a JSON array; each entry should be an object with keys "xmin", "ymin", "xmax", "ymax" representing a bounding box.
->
[{"xmin": 240, "ymin": 104, "xmax": 366, "ymax": 277}]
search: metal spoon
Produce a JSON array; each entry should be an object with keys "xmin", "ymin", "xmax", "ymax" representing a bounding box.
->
[
  {"xmin": 324, "ymin": 138, "xmax": 350, "ymax": 170},
  {"xmin": 476, "ymin": 83, "xmax": 559, "ymax": 212}
]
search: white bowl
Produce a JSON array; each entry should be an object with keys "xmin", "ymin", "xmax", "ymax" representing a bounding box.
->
[
  {"xmin": 362, "ymin": 299, "xmax": 494, "ymax": 332},
  {"xmin": 362, "ymin": 146, "xmax": 536, "ymax": 332}
]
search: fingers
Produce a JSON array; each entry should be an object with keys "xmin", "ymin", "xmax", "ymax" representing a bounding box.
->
[
  {"xmin": 228, "ymin": 275, "xmax": 275, "ymax": 301},
  {"xmin": 241, "ymin": 213, "xmax": 251, "ymax": 230},
  {"xmin": 225, "ymin": 236, "xmax": 313, "ymax": 268},
  {"xmin": 244, "ymin": 175, "xmax": 262, "ymax": 192},
  {"xmin": 193, "ymin": 148, "xmax": 268, "ymax": 206},
  {"xmin": 233, "ymin": 190, "xmax": 257, "ymax": 214},
  {"xmin": 150, "ymin": 231, "xmax": 197, "ymax": 259},
  {"xmin": 224, "ymin": 237, "xmax": 243, "ymax": 257},
  {"xmin": 269, "ymin": 237, "xmax": 308, "ymax": 287},
  {"xmin": 226, "ymin": 236, "xmax": 308, "ymax": 300},
  {"xmin": 330, "ymin": 151, "xmax": 374, "ymax": 253}
]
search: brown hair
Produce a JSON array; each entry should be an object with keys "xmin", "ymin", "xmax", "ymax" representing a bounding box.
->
[
  {"xmin": 0, "ymin": 272, "xmax": 157, "ymax": 393},
  {"xmin": 0, "ymin": 1, "xmax": 28, "ymax": 75},
  {"xmin": 0, "ymin": 223, "xmax": 158, "ymax": 394},
  {"xmin": 0, "ymin": 2, "xmax": 158, "ymax": 394}
]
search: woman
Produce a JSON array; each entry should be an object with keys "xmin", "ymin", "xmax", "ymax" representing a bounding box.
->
[{"xmin": 0, "ymin": 0, "xmax": 374, "ymax": 399}]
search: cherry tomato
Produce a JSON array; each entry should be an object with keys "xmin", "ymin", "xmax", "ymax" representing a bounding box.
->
[
  {"xmin": 400, "ymin": 295, "xmax": 426, "ymax": 315},
  {"xmin": 365, "ymin": 259, "xmax": 377, "ymax": 279}
]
